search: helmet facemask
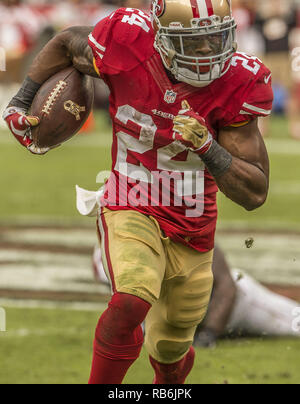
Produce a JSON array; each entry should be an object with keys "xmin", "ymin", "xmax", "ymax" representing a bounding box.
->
[{"xmin": 152, "ymin": 8, "xmax": 237, "ymax": 87}]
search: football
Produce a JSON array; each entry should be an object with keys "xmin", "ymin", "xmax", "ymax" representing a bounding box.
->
[{"xmin": 30, "ymin": 66, "xmax": 94, "ymax": 148}]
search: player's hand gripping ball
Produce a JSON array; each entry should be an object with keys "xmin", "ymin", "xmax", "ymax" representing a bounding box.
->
[
  {"xmin": 173, "ymin": 100, "xmax": 213, "ymax": 154},
  {"xmin": 3, "ymin": 107, "xmax": 49, "ymax": 155},
  {"xmin": 3, "ymin": 68, "xmax": 94, "ymax": 155}
]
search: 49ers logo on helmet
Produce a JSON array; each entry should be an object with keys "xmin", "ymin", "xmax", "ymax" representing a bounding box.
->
[
  {"xmin": 154, "ymin": 0, "xmax": 165, "ymax": 18},
  {"xmin": 199, "ymin": 18, "xmax": 213, "ymax": 27}
]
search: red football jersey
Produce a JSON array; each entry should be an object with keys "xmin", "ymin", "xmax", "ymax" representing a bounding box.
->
[{"xmin": 88, "ymin": 7, "xmax": 273, "ymax": 252}]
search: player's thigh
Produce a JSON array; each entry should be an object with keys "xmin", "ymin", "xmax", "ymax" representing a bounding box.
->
[
  {"xmin": 97, "ymin": 208, "xmax": 166, "ymax": 305},
  {"xmin": 165, "ymin": 244, "xmax": 214, "ymax": 328},
  {"xmin": 145, "ymin": 248, "xmax": 214, "ymax": 363}
]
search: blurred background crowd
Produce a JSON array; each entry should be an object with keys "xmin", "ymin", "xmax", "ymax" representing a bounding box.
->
[{"xmin": 1, "ymin": 0, "xmax": 300, "ymax": 137}]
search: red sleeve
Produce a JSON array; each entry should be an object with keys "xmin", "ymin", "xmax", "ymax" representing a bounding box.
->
[
  {"xmin": 88, "ymin": 8, "xmax": 154, "ymax": 76},
  {"xmin": 217, "ymin": 56, "xmax": 274, "ymax": 128},
  {"xmin": 232, "ymin": 73, "xmax": 273, "ymax": 123},
  {"xmin": 228, "ymin": 66, "xmax": 274, "ymax": 125}
]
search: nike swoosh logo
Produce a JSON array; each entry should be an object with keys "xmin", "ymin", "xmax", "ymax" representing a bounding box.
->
[
  {"xmin": 264, "ymin": 74, "xmax": 272, "ymax": 84},
  {"xmin": 10, "ymin": 121, "xmax": 27, "ymax": 138}
]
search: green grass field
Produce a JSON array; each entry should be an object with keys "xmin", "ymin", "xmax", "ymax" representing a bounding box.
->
[
  {"xmin": 0, "ymin": 113, "xmax": 299, "ymax": 385},
  {"xmin": 0, "ymin": 306, "xmax": 299, "ymax": 385}
]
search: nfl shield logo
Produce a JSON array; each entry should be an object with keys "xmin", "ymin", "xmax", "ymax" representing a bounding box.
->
[{"xmin": 164, "ymin": 90, "xmax": 177, "ymax": 104}]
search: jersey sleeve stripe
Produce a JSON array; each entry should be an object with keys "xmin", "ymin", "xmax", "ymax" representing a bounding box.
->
[
  {"xmin": 96, "ymin": 51, "xmax": 104, "ymax": 60},
  {"xmin": 88, "ymin": 33, "xmax": 106, "ymax": 53},
  {"xmin": 242, "ymin": 103, "xmax": 272, "ymax": 116}
]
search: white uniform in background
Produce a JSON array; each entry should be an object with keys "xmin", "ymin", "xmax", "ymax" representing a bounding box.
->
[{"xmin": 227, "ymin": 269, "xmax": 300, "ymax": 337}]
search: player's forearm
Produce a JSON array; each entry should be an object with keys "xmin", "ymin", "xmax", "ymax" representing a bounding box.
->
[
  {"xmin": 216, "ymin": 157, "xmax": 269, "ymax": 211},
  {"xmin": 8, "ymin": 32, "xmax": 73, "ymax": 110},
  {"xmin": 200, "ymin": 139, "xmax": 269, "ymax": 211},
  {"xmin": 28, "ymin": 26, "xmax": 96, "ymax": 84},
  {"xmin": 203, "ymin": 245, "xmax": 238, "ymax": 335},
  {"xmin": 28, "ymin": 31, "xmax": 72, "ymax": 84},
  {"xmin": 203, "ymin": 287, "xmax": 237, "ymax": 336},
  {"xmin": 8, "ymin": 27, "xmax": 96, "ymax": 111}
]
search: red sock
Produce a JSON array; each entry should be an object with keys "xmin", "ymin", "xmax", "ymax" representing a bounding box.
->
[
  {"xmin": 150, "ymin": 347, "xmax": 196, "ymax": 384},
  {"xmin": 89, "ymin": 293, "xmax": 151, "ymax": 384}
]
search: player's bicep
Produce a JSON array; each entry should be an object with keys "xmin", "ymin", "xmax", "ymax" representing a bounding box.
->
[
  {"xmin": 218, "ymin": 119, "xmax": 269, "ymax": 176},
  {"xmin": 64, "ymin": 26, "xmax": 100, "ymax": 78}
]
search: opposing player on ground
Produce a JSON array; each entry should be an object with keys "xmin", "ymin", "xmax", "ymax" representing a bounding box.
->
[
  {"xmin": 3, "ymin": 0, "xmax": 273, "ymax": 384},
  {"xmin": 194, "ymin": 246, "xmax": 300, "ymax": 347}
]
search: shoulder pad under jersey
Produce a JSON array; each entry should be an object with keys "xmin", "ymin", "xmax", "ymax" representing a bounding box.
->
[
  {"xmin": 213, "ymin": 52, "xmax": 274, "ymax": 128},
  {"xmin": 88, "ymin": 8, "xmax": 155, "ymax": 76}
]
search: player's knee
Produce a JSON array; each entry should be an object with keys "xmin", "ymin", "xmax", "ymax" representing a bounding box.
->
[
  {"xmin": 103, "ymin": 292, "xmax": 151, "ymax": 332},
  {"xmin": 167, "ymin": 305, "xmax": 208, "ymax": 329},
  {"xmin": 156, "ymin": 340, "xmax": 192, "ymax": 363}
]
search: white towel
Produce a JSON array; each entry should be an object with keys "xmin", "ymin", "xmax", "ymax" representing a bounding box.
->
[{"xmin": 76, "ymin": 185, "xmax": 104, "ymax": 217}]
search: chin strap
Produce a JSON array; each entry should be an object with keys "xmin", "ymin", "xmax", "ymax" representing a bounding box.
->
[{"xmin": 167, "ymin": 49, "xmax": 176, "ymax": 61}]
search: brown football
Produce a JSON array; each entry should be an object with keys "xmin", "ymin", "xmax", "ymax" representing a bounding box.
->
[{"xmin": 30, "ymin": 67, "xmax": 94, "ymax": 148}]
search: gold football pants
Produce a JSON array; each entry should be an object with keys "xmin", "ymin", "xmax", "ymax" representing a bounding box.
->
[{"xmin": 97, "ymin": 207, "xmax": 214, "ymax": 364}]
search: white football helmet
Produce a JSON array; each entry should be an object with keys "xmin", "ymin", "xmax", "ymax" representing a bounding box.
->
[{"xmin": 151, "ymin": 0, "xmax": 237, "ymax": 87}]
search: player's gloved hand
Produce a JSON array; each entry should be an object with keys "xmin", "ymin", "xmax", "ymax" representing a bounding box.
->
[
  {"xmin": 2, "ymin": 106, "xmax": 49, "ymax": 155},
  {"xmin": 193, "ymin": 328, "xmax": 217, "ymax": 349},
  {"xmin": 173, "ymin": 100, "xmax": 213, "ymax": 155}
]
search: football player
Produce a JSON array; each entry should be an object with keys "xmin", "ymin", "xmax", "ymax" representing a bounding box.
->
[{"xmin": 3, "ymin": 0, "xmax": 273, "ymax": 384}]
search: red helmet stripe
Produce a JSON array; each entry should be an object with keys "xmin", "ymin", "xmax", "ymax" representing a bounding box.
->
[
  {"xmin": 205, "ymin": 0, "xmax": 214, "ymax": 16},
  {"xmin": 190, "ymin": 0, "xmax": 200, "ymax": 18}
]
